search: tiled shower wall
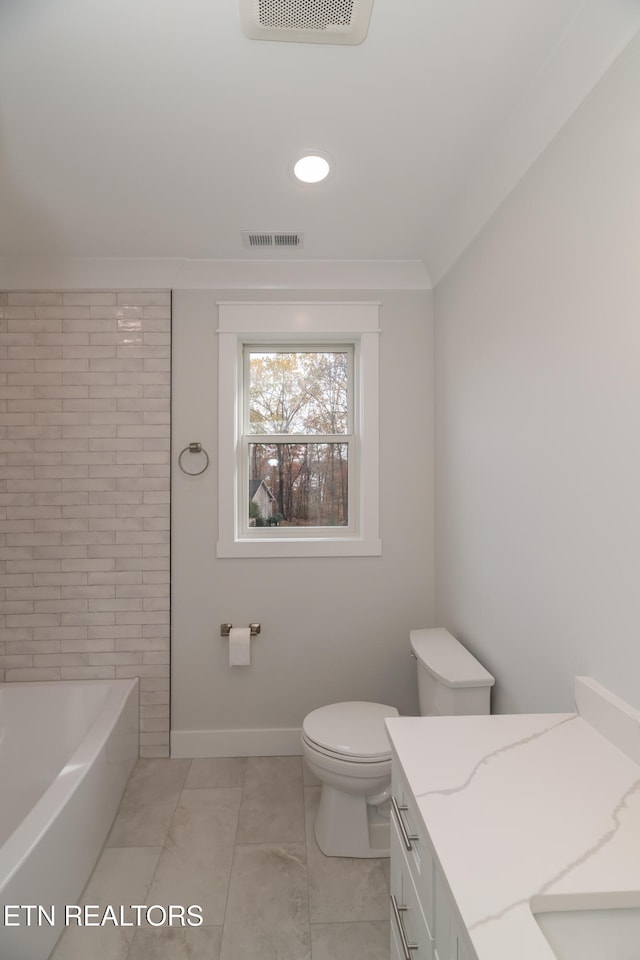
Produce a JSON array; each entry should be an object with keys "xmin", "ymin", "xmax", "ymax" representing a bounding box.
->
[{"xmin": 0, "ymin": 290, "xmax": 171, "ymax": 757}]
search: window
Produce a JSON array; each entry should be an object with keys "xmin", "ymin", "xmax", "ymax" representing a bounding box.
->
[
  {"xmin": 217, "ymin": 302, "xmax": 381, "ymax": 558},
  {"xmin": 246, "ymin": 345, "xmax": 351, "ymax": 529}
]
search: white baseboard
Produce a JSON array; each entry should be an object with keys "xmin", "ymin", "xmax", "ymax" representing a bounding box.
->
[{"xmin": 170, "ymin": 727, "xmax": 303, "ymax": 758}]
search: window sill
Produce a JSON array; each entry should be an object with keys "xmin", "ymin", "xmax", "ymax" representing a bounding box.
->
[{"xmin": 216, "ymin": 536, "xmax": 382, "ymax": 559}]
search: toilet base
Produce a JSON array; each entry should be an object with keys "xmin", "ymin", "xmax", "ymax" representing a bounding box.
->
[{"xmin": 314, "ymin": 784, "xmax": 390, "ymax": 858}]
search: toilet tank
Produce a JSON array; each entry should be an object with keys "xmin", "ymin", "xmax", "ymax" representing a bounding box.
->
[{"xmin": 410, "ymin": 628, "xmax": 495, "ymax": 716}]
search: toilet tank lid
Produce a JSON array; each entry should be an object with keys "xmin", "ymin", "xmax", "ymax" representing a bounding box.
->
[{"xmin": 410, "ymin": 628, "xmax": 495, "ymax": 688}]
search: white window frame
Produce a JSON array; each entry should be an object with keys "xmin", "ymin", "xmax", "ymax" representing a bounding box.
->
[
  {"xmin": 217, "ymin": 302, "xmax": 381, "ymax": 558},
  {"xmin": 241, "ymin": 341, "xmax": 355, "ymax": 537}
]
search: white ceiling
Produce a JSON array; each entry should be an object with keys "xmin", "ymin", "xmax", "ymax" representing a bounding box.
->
[{"xmin": 0, "ymin": 0, "xmax": 638, "ymax": 287}]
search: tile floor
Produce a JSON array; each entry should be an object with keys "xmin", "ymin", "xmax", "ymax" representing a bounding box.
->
[{"xmin": 51, "ymin": 756, "xmax": 391, "ymax": 959}]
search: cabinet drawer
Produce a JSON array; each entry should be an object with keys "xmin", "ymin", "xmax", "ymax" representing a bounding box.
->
[
  {"xmin": 391, "ymin": 765, "xmax": 435, "ymax": 931},
  {"xmin": 390, "ymin": 827, "xmax": 434, "ymax": 960}
]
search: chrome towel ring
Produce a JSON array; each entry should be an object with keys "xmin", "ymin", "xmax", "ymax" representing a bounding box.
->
[{"xmin": 178, "ymin": 442, "xmax": 210, "ymax": 476}]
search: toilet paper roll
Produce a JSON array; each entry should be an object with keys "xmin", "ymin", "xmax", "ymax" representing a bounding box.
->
[{"xmin": 228, "ymin": 626, "xmax": 251, "ymax": 667}]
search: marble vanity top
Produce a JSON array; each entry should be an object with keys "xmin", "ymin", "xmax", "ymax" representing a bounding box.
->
[{"xmin": 385, "ymin": 677, "xmax": 640, "ymax": 960}]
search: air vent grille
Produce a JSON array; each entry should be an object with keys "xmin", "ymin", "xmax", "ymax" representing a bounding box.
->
[
  {"xmin": 242, "ymin": 231, "xmax": 304, "ymax": 249},
  {"xmin": 259, "ymin": 0, "xmax": 355, "ymax": 33},
  {"xmin": 239, "ymin": 0, "xmax": 374, "ymax": 44}
]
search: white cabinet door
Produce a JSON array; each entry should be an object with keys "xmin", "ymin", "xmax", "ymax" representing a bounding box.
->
[
  {"xmin": 434, "ymin": 870, "xmax": 478, "ymax": 960},
  {"xmin": 455, "ymin": 934, "xmax": 475, "ymax": 960},
  {"xmin": 434, "ymin": 869, "xmax": 455, "ymax": 960}
]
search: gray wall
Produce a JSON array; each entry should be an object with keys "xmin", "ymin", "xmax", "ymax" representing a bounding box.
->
[
  {"xmin": 171, "ymin": 289, "xmax": 434, "ymax": 753},
  {"xmin": 434, "ymin": 35, "xmax": 640, "ymax": 714}
]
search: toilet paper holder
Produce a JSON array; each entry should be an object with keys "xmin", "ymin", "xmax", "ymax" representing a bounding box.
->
[{"xmin": 220, "ymin": 623, "xmax": 261, "ymax": 637}]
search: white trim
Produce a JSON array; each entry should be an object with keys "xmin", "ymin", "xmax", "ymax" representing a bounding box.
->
[
  {"xmin": 217, "ymin": 301, "xmax": 381, "ymax": 559},
  {"xmin": 171, "ymin": 727, "xmax": 303, "ymax": 758},
  {"xmin": 241, "ymin": 341, "xmax": 357, "ymax": 539},
  {"xmin": 215, "ymin": 537, "xmax": 382, "ymax": 559}
]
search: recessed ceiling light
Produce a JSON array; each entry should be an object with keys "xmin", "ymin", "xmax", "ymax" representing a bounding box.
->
[{"xmin": 293, "ymin": 153, "xmax": 332, "ymax": 184}]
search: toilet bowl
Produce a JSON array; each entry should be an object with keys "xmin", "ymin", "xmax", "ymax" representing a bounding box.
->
[
  {"xmin": 302, "ymin": 628, "xmax": 495, "ymax": 859},
  {"xmin": 301, "ymin": 700, "xmax": 399, "ymax": 858}
]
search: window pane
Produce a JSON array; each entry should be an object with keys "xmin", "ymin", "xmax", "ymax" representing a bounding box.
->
[
  {"xmin": 249, "ymin": 443, "xmax": 348, "ymax": 527},
  {"xmin": 248, "ymin": 350, "xmax": 349, "ymax": 435}
]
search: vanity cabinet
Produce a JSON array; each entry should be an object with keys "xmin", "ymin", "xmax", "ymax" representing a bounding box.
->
[
  {"xmin": 387, "ymin": 682, "xmax": 640, "ymax": 960},
  {"xmin": 390, "ymin": 761, "xmax": 476, "ymax": 960}
]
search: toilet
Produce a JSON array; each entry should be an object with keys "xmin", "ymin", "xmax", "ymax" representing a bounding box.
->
[{"xmin": 301, "ymin": 627, "xmax": 495, "ymax": 858}]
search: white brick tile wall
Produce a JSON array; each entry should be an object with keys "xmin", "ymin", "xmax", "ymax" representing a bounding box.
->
[{"xmin": 0, "ymin": 291, "xmax": 170, "ymax": 756}]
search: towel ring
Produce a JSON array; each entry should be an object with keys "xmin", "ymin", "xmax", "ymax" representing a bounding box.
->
[{"xmin": 178, "ymin": 442, "xmax": 210, "ymax": 476}]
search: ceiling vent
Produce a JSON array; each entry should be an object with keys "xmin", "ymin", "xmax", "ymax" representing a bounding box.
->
[
  {"xmin": 241, "ymin": 231, "xmax": 304, "ymax": 249},
  {"xmin": 239, "ymin": 0, "xmax": 374, "ymax": 45}
]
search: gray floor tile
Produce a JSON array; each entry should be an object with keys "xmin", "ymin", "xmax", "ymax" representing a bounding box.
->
[
  {"xmin": 51, "ymin": 847, "xmax": 162, "ymax": 960},
  {"xmin": 220, "ymin": 842, "xmax": 311, "ymax": 960},
  {"xmin": 303, "ymin": 759, "xmax": 321, "ymax": 786},
  {"xmin": 382, "ymin": 856, "xmax": 391, "ymax": 888},
  {"xmin": 51, "ymin": 925, "xmax": 132, "ymax": 960},
  {"xmin": 147, "ymin": 787, "xmax": 242, "ymax": 926},
  {"xmin": 185, "ymin": 756, "xmax": 247, "ymax": 789},
  {"xmin": 81, "ymin": 845, "xmax": 163, "ymax": 906},
  {"xmin": 107, "ymin": 759, "xmax": 191, "ymax": 847},
  {"xmin": 304, "ymin": 787, "xmax": 390, "ymax": 923},
  {"xmin": 310, "ymin": 921, "xmax": 390, "ymax": 960},
  {"xmin": 127, "ymin": 925, "xmax": 223, "ymax": 960},
  {"xmin": 237, "ymin": 756, "xmax": 305, "ymax": 843},
  {"xmin": 53, "ymin": 757, "xmax": 391, "ymax": 959}
]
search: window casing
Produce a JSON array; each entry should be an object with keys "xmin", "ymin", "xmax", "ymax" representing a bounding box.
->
[{"xmin": 217, "ymin": 302, "xmax": 381, "ymax": 558}]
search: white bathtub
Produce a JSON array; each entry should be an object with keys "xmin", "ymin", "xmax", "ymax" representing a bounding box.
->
[{"xmin": 0, "ymin": 679, "xmax": 139, "ymax": 960}]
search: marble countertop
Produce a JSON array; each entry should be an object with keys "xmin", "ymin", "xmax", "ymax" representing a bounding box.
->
[{"xmin": 385, "ymin": 678, "xmax": 640, "ymax": 960}]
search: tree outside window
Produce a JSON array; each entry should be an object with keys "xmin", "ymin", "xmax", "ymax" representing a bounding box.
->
[{"xmin": 246, "ymin": 349, "xmax": 351, "ymax": 527}]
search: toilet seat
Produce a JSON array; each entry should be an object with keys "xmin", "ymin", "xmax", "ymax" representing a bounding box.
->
[
  {"xmin": 302, "ymin": 736, "xmax": 392, "ymax": 765},
  {"xmin": 302, "ymin": 701, "xmax": 398, "ymax": 762}
]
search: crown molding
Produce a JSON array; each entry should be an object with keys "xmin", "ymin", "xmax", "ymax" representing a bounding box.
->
[{"xmin": 0, "ymin": 258, "xmax": 431, "ymax": 291}]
